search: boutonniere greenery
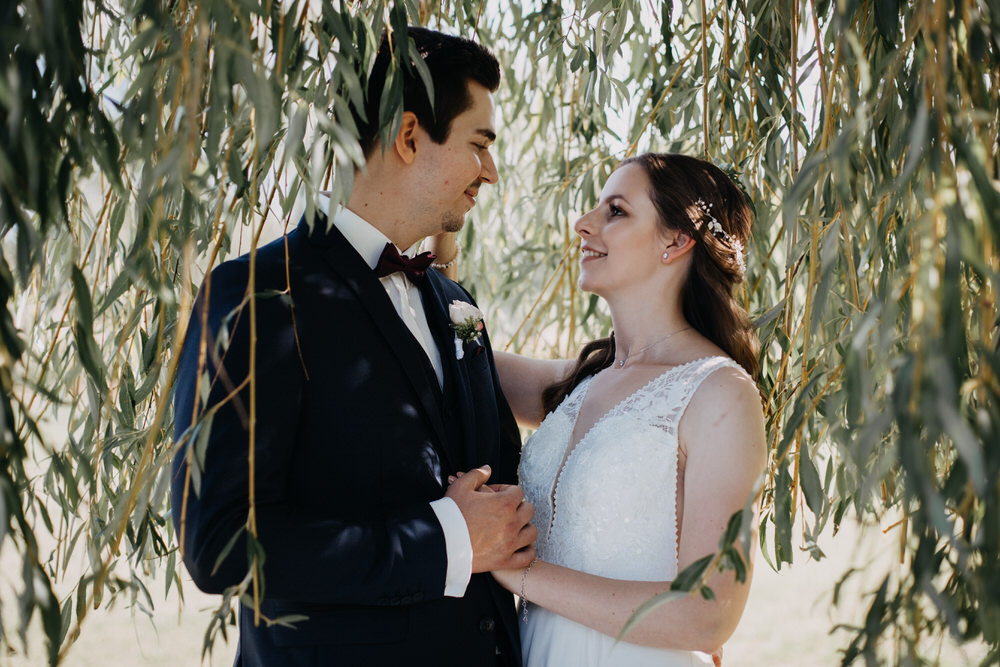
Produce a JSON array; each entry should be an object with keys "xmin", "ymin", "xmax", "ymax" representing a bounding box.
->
[{"xmin": 449, "ymin": 300, "xmax": 485, "ymax": 359}]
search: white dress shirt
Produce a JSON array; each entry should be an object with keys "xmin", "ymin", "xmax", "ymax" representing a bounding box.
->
[{"xmin": 318, "ymin": 196, "xmax": 473, "ymax": 598}]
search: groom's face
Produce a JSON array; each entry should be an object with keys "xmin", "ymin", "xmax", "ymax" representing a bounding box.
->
[{"xmin": 409, "ymin": 81, "xmax": 499, "ymax": 237}]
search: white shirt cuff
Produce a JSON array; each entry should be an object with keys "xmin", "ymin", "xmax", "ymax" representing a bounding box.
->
[{"xmin": 429, "ymin": 497, "xmax": 473, "ymax": 598}]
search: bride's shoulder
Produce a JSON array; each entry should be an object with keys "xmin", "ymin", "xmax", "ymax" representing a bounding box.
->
[
  {"xmin": 686, "ymin": 356, "xmax": 758, "ymax": 402},
  {"xmin": 680, "ymin": 358, "xmax": 765, "ymax": 448}
]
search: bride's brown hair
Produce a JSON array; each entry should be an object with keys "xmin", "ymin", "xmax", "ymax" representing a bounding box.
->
[{"xmin": 541, "ymin": 153, "xmax": 759, "ymax": 415}]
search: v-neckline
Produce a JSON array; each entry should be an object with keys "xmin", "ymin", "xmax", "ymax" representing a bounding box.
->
[
  {"xmin": 567, "ymin": 357, "xmax": 718, "ymax": 451},
  {"xmin": 543, "ymin": 356, "xmax": 721, "ymax": 539}
]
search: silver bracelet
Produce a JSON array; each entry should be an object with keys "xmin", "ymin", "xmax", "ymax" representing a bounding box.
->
[
  {"xmin": 519, "ymin": 557, "xmax": 538, "ymax": 623},
  {"xmin": 430, "ymin": 245, "xmax": 461, "ymax": 270}
]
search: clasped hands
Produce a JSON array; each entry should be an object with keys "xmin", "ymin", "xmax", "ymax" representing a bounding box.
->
[
  {"xmin": 445, "ymin": 465, "xmax": 537, "ymax": 572},
  {"xmin": 444, "ymin": 468, "xmax": 723, "ymax": 667}
]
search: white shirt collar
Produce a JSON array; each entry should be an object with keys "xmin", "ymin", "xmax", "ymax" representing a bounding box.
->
[{"xmin": 318, "ymin": 194, "xmax": 419, "ymax": 270}]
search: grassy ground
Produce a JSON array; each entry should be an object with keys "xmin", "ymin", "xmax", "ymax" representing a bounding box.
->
[{"xmin": 2, "ymin": 518, "xmax": 990, "ymax": 666}]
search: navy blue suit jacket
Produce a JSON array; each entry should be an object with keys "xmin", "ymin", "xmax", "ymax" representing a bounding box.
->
[{"xmin": 171, "ymin": 216, "xmax": 522, "ymax": 666}]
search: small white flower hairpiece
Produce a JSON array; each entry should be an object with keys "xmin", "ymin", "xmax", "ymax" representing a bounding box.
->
[{"xmin": 693, "ymin": 198, "xmax": 746, "ymax": 277}]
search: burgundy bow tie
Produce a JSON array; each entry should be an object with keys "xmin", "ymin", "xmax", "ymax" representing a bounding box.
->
[{"xmin": 374, "ymin": 243, "xmax": 436, "ymax": 285}]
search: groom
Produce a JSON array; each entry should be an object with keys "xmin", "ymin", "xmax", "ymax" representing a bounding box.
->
[{"xmin": 171, "ymin": 27, "xmax": 535, "ymax": 666}]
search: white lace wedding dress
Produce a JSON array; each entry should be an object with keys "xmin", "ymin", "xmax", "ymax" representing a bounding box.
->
[{"xmin": 519, "ymin": 356, "xmax": 744, "ymax": 666}]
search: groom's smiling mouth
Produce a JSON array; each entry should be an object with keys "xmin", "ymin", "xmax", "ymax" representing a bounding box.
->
[{"xmin": 464, "ymin": 183, "xmax": 482, "ymax": 207}]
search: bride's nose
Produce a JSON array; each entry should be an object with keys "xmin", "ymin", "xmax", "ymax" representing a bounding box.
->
[{"xmin": 574, "ymin": 211, "xmax": 595, "ymax": 237}]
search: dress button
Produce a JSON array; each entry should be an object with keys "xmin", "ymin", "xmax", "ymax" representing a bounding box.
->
[{"xmin": 479, "ymin": 617, "xmax": 495, "ymax": 632}]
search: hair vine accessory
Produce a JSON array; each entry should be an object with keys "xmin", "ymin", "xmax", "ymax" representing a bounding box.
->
[{"xmin": 692, "ymin": 198, "xmax": 746, "ymax": 277}]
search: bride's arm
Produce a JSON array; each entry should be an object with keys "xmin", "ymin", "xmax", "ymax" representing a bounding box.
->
[
  {"xmin": 493, "ymin": 367, "xmax": 766, "ymax": 652},
  {"xmin": 494, "ymin": 351, "xmax": 573, "ymax": 428}
]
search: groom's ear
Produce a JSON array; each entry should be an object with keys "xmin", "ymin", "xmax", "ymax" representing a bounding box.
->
[{"xmin": 393, "ymin": 111, "xmax": 420, "ymax": 165}]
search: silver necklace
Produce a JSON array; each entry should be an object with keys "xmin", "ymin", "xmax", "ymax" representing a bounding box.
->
[{"xmin": 615, "ymin": 327, "xmax": 692, "ymax": 369}]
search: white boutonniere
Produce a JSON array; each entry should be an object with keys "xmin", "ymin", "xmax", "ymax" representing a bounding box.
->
[{"xmin": 449, "ymin": 300, "xmax": 485, "ymax": 360}]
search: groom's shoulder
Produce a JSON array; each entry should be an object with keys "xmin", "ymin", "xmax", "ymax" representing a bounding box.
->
[
  {"xmin": 430, "ymin": 270, "xmax": 479, "ymax": 305},
  {"xmin": 212, "ymin": 228, "xmax": 304, "ymax": 285},
  {"xmin": 194, "ymin": 236, "xmax": 301, "ymax": 322}
]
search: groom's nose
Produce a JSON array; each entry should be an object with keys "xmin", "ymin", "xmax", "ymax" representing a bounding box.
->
[{"xmin": 478, "ymin": 149, "xmax": 499, "ymax": 185}]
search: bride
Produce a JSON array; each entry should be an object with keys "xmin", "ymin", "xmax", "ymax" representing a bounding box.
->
[{"xmin": 489, "ymin": 153, "xmax": 766, "ymax": 665}]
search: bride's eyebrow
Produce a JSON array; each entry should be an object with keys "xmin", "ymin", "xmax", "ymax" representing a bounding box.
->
[{"xmin": 600, "ymin": 194, "xmax": 629, "ymax": 205}]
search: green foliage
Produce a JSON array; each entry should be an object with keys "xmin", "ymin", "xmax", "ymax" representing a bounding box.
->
[{"xmin": 1, "ymin": 0, "xmax": 998, "ymax": 664}]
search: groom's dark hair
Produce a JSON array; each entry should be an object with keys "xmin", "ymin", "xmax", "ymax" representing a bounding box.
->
[{"xmin": 354, "ymin": 27, "xmax": 500, "ymax": 158}]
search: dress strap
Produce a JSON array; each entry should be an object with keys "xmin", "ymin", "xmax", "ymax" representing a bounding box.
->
[
  {"xmin": 674, "ymin": 356, "xmax": 748, "ymax": 403},
  {"xmin": 641, "ymin": 356, "xmax": 748, "ymax": 435},
  {"xmin": 556, "ymin": 374, "xmax": 595, "ymax": 419}
]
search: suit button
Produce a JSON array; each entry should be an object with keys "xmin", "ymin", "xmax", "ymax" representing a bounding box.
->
[{"xmin": 479, "ymin": 617, "xmax": 495, "ymax": 632}]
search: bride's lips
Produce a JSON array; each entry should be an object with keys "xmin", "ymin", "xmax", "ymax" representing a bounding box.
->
[{"xmin": 580, "ymin": 246, "xmax": 607, "ymax": 262}]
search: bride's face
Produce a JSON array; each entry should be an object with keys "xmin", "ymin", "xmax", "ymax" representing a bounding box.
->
[{"xmin": 574, "ymin": 164, "xmax": 670, "ymax": 298}]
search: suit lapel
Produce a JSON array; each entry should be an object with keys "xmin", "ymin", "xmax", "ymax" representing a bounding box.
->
[
  {"xmin": 421, "ymin": 273, "xmax": 481, "ymax": 470},
  {"xmin": 306, "ymin": 217, "xmax": 450, "ymax": 460}
]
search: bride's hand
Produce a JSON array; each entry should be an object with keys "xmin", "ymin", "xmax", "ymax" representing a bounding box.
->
[
  {"xmin": 448, "ymin": 472, "xmax": 512, "ymax": 494},
  {"xmin": 426, "ymin": 232, "xmax": 459, "ymax": 279},
  {"xmin": 448, "ymin": 471, "xmax": 492, "ymax": 487},
  {"xmin": 448, "ymin": 474, "xmax": 537, "ymax": 574}
]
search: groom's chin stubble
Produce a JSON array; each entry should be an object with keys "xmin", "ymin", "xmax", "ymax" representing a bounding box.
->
[{"xmin": 441, "ymin": 215, "xmax": 465, "ymax": 234}]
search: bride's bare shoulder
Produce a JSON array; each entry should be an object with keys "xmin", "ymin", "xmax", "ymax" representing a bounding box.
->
[{"xmin": 681, "ymin": 361, "xmax": 765, "ymax": 457}]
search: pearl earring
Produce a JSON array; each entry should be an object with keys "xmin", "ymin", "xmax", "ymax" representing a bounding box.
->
[{"xmin": 662, "ymin": 251, "xmax": 670, "ymax": 260}]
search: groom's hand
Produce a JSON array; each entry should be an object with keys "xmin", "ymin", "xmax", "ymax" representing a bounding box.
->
[{"xmin": 446, "ymin": 465, "xmax": 538, "ymax": 573}]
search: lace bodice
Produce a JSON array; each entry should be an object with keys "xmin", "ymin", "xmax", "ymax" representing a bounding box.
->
[{"xmin": 519, "ymin": 356, "xmax": 745, "ymax": 582}]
